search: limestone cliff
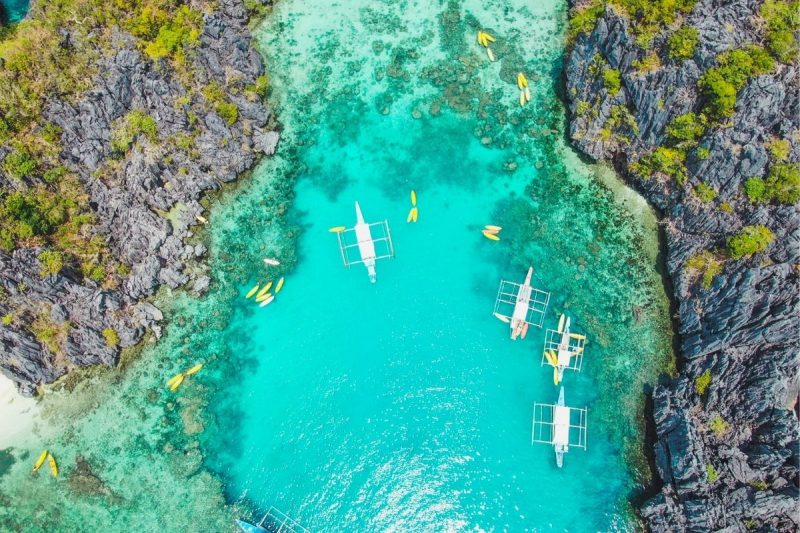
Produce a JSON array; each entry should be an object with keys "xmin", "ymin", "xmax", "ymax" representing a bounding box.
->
[
  {"xmin": 566, "ymin": 0, "xmax": 799, "ymax": 530},
  {"xmin": 0, "ymin": 0, "xmax": 279, "ymax": 395}
]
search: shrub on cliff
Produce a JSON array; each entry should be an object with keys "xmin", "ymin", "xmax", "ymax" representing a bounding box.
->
[
  {"xmin": 666, "ymin": 112, "xmax": 706, "ymax": 145},
  {"xmin": 630, "ymin": 146, "xmax": 687, "ymax": 183},
  {"xmin": 111, "ymin": 110, "xmax": 158, "ymax": 155},
  {"xmin": 102, "ymin": 328, "xmax": 119, "ymax": 348},
  {"xmin": 744, "ymin": 164, "xmax": 800, "ymax": 204},
  {"xmin": 764, "ymin": 163, "xmax": 800, "ymax": 204},
  {"xmin": 760, "ymin": 0, "xmax": 800, "ymax": 63},
  {"xmin": 2, "ymin": 143, "xmax": 38, "ymax": 179},
  {"xmin": 686, "ymin": 251, "xmax": 722, "ymax": 289},
  {"xmin": 695, "ymin": 369, "xmax": 712, "ymax": 394},
  {"xmin": 699, "ymin": 46, "xmax": 775, "ymax": 118},
  {"xmin": 203, "ymin": 82, "xmax": 239, "ymax": 126},
  {"xmin": 568, "ymin": 2, "xmax": 605, "ymax": 40},
  {"xmin": 612, "ymin": 0, "xmax": 697, "ymax": 42},
  {"xmin": 726, "ymin": 225, "xmax": 774, "ymax": 259},
  {"xmin": 37, "ymin": 250, "xmax": 64, "ymax": 276},
  {"xmin": 693, "ymin": 182, "xmax": 717, "ymax": 204},
  {"xmin": 668, "ymin": 26, "xmax": 698, "ymax": 61},
  {"xmin": 603, "ymin": 68, "xmax": 622, "ymax": 95}
]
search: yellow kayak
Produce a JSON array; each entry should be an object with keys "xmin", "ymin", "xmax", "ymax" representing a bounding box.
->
[
  {"xmin": 256, "ymin": 282, "xmax": 273, "ymax": 299},
  {"xmin": 166, "ymin": 373, "xmax": 184, "ymax": 388},
  {"xmin": 169, "ymin": 373, "xmax": 185, "ymax": 392},
  {"xmin": 245, "ymin": 284, "xmax": 260, "ymax": 299},
  {"xmin": 47, "ymin": 453, "xmax": 58, "ymax": 477},
  {"xmin": 570, "ymin": 333, "xmax": 586, "ymax": 341},
  {"xmin": 517, "ymin": 72, "xmax": 528, "ymax": 89},
  {"xmin": 482, "ymin": 230, "xmax": 500, "ymax": 241},
  {"xmin": 275, "ymin": 277, "xmax": 285, "ymax": 293},
  {"xmin": 407, "ymin": 207, "xmax": 417, "ymax": 223},
  {"xmin": 553, "ymin": 367, "xmax": 559, "ymax": 385},
  {"xmin": 477, "ymin": 31, "xmax": 494, "ymax": 47},
  {"xmin": 255, "ymin": 292, "xmax": 271, "ymax": 303},
  {"xmin": 485, "ymin": 225, "xmax": 502, "ymax": 232},
  {"xmin": 487, "ymin": 48, "xmax": 496, "ymax": 62},
  {"xmin": 33, "ymin": 450, "xmax": 48, "ymax": 473},
  {"xmin": 545, "ymin": 350, "xmax": 558, "ymax": 367},
  {"xmin": 411, "ymin": 190, "xmax": 417, "ymax": 206},
  {"xmin": 328, "ymin": 226, "xmax": 346, "ymax": 233},
  {"xmin": 557, "ymin": 314, "xmax": 566, "ymax": 333},
  {"xmin": 525, "ymin": 87, "xmax": 531, "ymax": 102},
  {"xmin": 519, "ymin": 91, "xmax": 526, "ymax": 107},
  {"xmin": 412, "ymin": 208, "xmax": 419, "ymax": 223},
  {"xmin": 185, "ymin": 364, "xmax": 203, "ymax": 376}
]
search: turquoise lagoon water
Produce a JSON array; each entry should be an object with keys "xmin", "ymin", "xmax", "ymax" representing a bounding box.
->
[
  {"xmin": 0, "ymin": 0, "xmax": 28, "ymax": 23},
  {"xmin": 202, "ymin": 0, "xmax": 673, "ymax": 530},
  {"xmin": 0, "ymin": 0, "xmax": 673, "ymax": 531}
]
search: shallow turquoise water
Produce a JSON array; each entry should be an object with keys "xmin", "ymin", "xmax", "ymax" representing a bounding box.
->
[
  {"xmin": 200, "ymin": 0, "xmax": 673, "ymax": 530},
  {"xmin": 0, "ymin": 0, "xmax": 28, "ymax": 23}
]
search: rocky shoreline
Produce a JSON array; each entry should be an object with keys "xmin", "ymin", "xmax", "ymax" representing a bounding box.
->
[
  {"xmin": 0, "ymin": 0, "xmax": 279, "ymax": 395},
  {"xmin": 565, "ymin": 0, "xmax": 799, "ymax": 530}
]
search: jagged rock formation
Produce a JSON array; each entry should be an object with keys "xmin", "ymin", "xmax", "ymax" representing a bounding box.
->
[
  {"xmin": 0, "ymin": 0, "xmax": 278, "ymax": 395},
  {"xmin": 566, "ymin": 1, "xmax": 798, "ymax": 530}
]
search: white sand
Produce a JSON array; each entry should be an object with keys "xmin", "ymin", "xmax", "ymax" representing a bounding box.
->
[{"xmin": 0, "ymin": 374, "xmax": 39, "ymax": 449}]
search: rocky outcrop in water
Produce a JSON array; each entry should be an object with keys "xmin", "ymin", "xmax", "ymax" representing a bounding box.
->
[
  {"xmin": 0, "ymin": 0, "xmax": 278, "ymax": 395},
  {"xmin": 565, "ymin": 1, "xmax": 799, "ymax": 530}
]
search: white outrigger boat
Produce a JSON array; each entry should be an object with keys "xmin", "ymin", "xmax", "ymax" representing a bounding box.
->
[
  {"xmin": 493, "ymin": 266, "xmax": 550, "ymax": 339},
  {"xmin": 331, "ymin": 202, "xmax": 394, "ymax": 283},
  {"xmin": 531, "ymin": 386, "xmax": 587, "ymax": 468},
  {"xmin": 236, "ymin": 507, "xmax": 309, "ymax": 533},
  {"xmin": 541, "ymin": 314, "xmax": 587, "ymax": 385}
]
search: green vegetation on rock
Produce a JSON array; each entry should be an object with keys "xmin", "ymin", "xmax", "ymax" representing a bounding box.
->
[
  {"xmin": 693, "ymin": 182, "xmax": 717, "ymax": 204},
  {"xmin": 708, "ymin": 415, "xmax": 729, "ymax": 437},
  {"xmin": 603, "ymin": 68, "xmax": 622, "ymax": 95},
  {"xmin": 111, "ymin": 110, "xmax": 158, "ymax": 155},
  {"xmin": 760, "ymin": 0, "xmax": 800, "ymax": 63},
  {"xmin": 568, "ymin": 2, "xmax": 605, "ymax": 41},
  {"xmin": 630, "ymin": 146, "xmax": 687, "ymax": 183},
  {"xmin": 698, "ymin": 46, "xmax": 775, "ymax": 118},
  {"xmin": 102, "ymin": 327, "xmax": 120, "ymax": 348},
  {"xmin": 611, "ymin": 0, "xmax": 697, "ymax": 41},
  {"xmin": 668, "ymin": 26, "xmax": 698, "ymax": 60},
  {"xmin": 666, "ymin": 112, "xmax": 706, "ymax": 146},
  {"xmin": 766, "ymin": 138, "xmax": 791, "ymax": 162},
  {"xmin": 203, "ymin": 82, "xmax": 240, "ymax": 126},
  {"xmin": 744, "ymin": 164, "xmax": 800, "ymax": 204},
  {"xmin": 686, "ymin": 251, "xmax": 722, "ymax": 289},
  {"xmin": 706, "ymin": 463, "xmax": 719, "ymax": 482},
  {"xmin": 726, "ymin": 225, "xmax": 774, "ymax": 259},
  {"xmin": 632, "ymin": 52, "xmax": 661, "ymax": 72},
  {"xmin": 695, "ymin": 369, "xmax": 712, "ymax": 394},
  {"xmin": 37, "ymin": 249, "xmax": 64, "ymax": 276}
]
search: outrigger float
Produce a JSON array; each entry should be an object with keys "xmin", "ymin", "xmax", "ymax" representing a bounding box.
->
[
  {"xmin": 236, "ymin": 507, "xmax": 309, "ymax": 533},
  {"xmin": 531, "ymin": 386, "xmax": 587, "ymax": 468},
  {"xmin": 493, "ymin": 267, "xmax": 551, "ymax": 339},
  {"xmin": 331, "ymin": 202, "xmax": 395, "ymax": 283},
  {"xmin": 541, "ymin": 314, "xmax": 587, "ymax": 385}
]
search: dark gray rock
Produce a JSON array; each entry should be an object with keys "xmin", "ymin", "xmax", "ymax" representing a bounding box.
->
[{"xmin": 565, "ymin": 0, "xmax": 799, "ymax": 529}]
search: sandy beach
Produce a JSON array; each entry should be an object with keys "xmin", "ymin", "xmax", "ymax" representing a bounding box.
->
[{"xmin": 0, "ymin": 375, "xmax": 39, "ymax": 449}]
